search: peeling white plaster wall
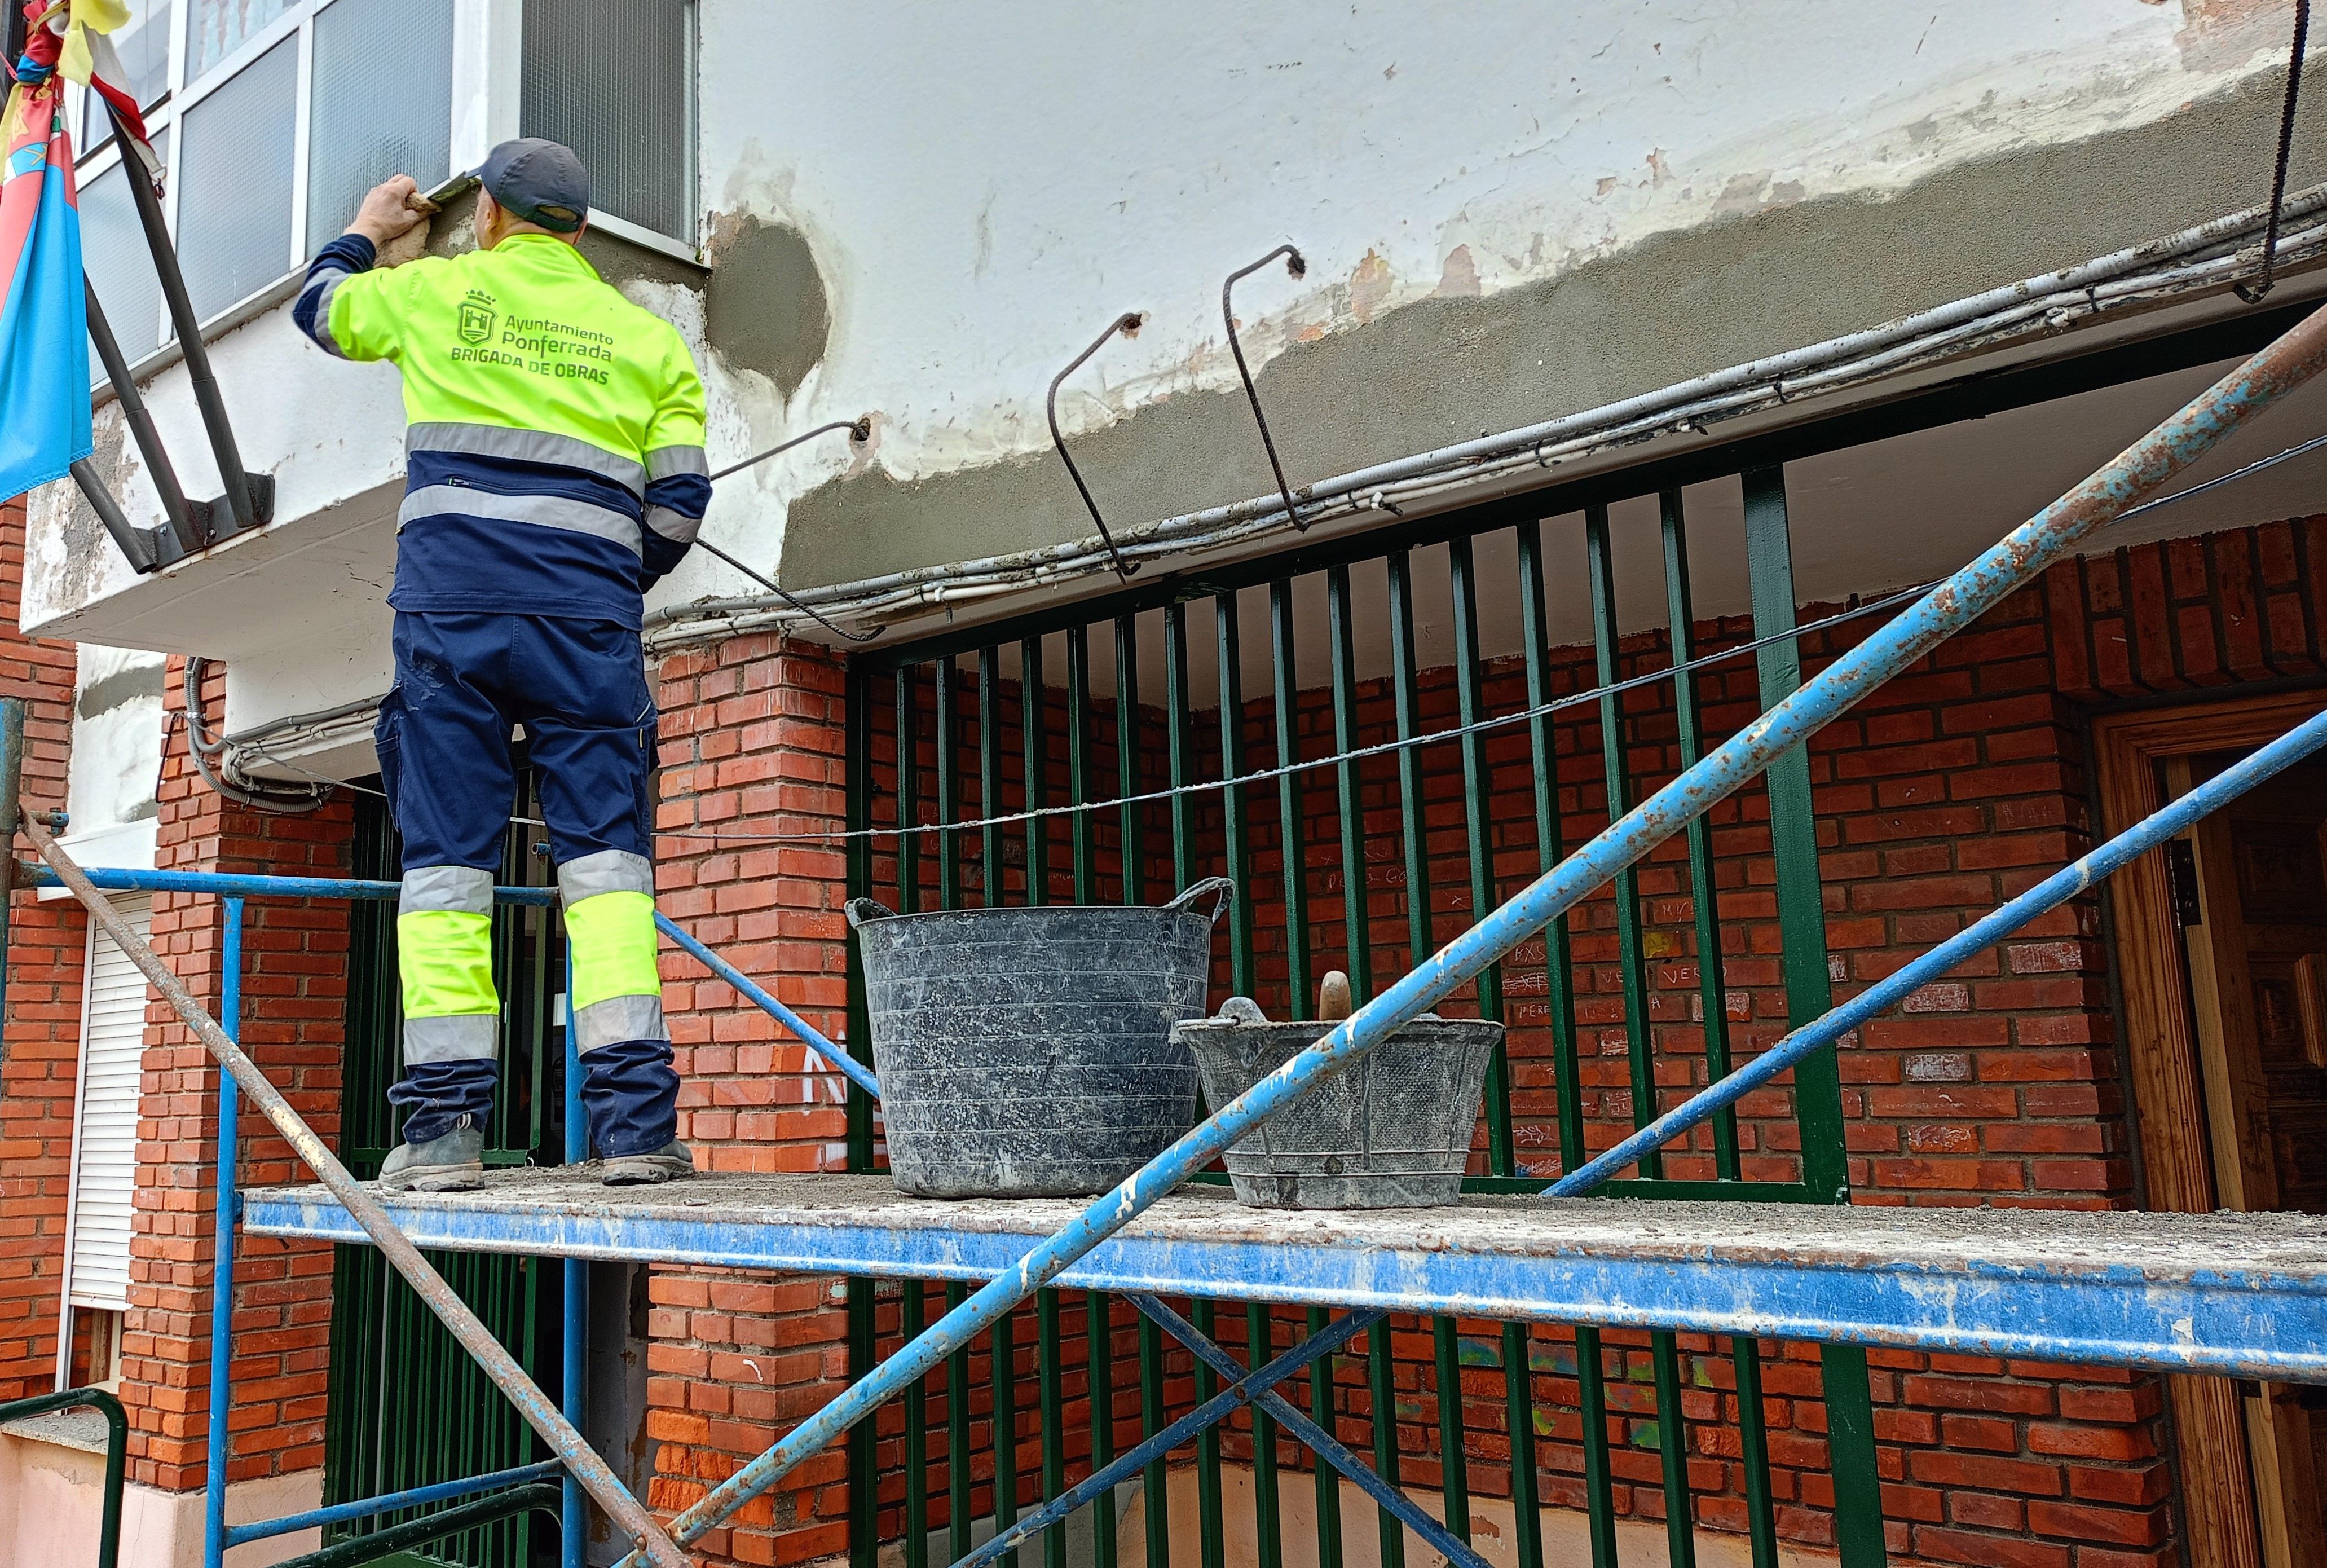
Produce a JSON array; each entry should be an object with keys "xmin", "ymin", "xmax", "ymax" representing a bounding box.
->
[
  {"xmin": 65, "ymin": 642, "xmax": 168, "ymax": 869},
  {"xmin": 677, "ymin": 0, "xmax": 2299, "ymax": 591}
]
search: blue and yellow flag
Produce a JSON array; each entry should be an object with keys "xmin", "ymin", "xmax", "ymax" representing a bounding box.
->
[{"xmin": 0, "ymin": 36, "xmax": 89, "ymax": 501}]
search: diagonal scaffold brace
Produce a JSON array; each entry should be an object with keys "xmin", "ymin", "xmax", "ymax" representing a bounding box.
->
[
  {"xmin": 621, "ymin": 298, "xmax": 2327, "ymax": 1568},
  {"xmin": 19, "ymin": 817, "xmax": 693, "ymax": 1568}
]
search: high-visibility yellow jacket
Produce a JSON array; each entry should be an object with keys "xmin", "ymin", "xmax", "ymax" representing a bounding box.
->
[{"xmin": 295, "ymin": 230, "xmax": 709, "ymax": 628}]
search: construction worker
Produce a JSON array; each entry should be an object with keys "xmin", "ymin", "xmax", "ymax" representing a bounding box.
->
[{"xmin": 294, "ymin": 140, "xmax": 708, "ymax": 1190}]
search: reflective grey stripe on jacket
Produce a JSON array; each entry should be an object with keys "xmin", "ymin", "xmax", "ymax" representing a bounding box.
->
[
  {"xmin": 302, "ymin": 271, "xmax": 352, "ymax": 359},
  {"xmin": 398, "ymin": 484, "xmax": 644, "ymax": 556},
  {"xmin": 644, "ymin": 445, "xmax": 709, "ymax": 545},
  {"xmin": 408, "ymin": 422, "xmax": 649, "ymax": 496}
]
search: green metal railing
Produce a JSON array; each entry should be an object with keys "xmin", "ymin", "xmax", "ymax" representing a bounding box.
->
[
  {"xmin": 0, "ymin": 1388, "xmax": 126, "ymax": 1568},
  {"xmin": 842, "ymin": 464, "xmax": 1885, "ymax": 1568},
  {"xmin": 323, "ymin": 791, "xmax": 565, "ymax": 1568}
]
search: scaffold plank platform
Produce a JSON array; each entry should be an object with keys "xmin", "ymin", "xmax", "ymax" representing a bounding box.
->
[{"xmin": 243, "ymin": 1169, "xmax": 2327, "ymax": 1383}]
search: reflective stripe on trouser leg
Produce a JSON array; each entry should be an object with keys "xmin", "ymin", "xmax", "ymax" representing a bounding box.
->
[
  {"xmin": 560, "ymin": 851, "xmax": 668, "ymax": 1050},
  {"xmin": 391, "ymin": 865, "xmax": 501, "ymax": 1142},
  {"xmin": 560, "ymin": 851, "xmax": 678, "ymax": 1157}
]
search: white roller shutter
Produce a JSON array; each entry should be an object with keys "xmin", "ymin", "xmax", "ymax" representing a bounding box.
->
[{"xmin": 67, "ymin": 897, "xmax": 152, "ymax": 1311}]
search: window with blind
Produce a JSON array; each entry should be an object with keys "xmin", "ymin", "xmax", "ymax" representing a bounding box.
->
[
  {"xmin": 521, "ymin": 0, "xmax": 696, "ymax": 243},
  {"xmin": 67, "ymin": 897, "xmax": 154, "ymax": 1312}
]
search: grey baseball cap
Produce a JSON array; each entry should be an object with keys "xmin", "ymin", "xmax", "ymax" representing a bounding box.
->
[{"xmin": 474, "ymin": 137, "xmax": 589, "ymax": 233}]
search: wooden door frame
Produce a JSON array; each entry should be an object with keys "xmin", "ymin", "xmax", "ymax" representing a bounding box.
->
[{"xmin": 2093, "ymin": 684, "xmax": 2327, "ymax": 1568}]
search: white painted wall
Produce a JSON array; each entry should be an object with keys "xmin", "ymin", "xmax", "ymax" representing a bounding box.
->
[
  {"xmin": 17, "ymin": 0, "xmax": 2309, "ymax": 750},
  {"xmin": 667, "ymin": 0, "xmax": 2300, "ymax": 601}
]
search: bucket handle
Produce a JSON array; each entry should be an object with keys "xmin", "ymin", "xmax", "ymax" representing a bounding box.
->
[
  {"xmin": 1167, "ymin": 876, "xmax": 1235, "ymax": 926},
  {"xmin": 845, "ymin": 897, "xmax": 898, "ymax": 930}
]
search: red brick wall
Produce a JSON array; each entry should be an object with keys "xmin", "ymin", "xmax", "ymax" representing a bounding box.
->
[
  {"xmin": 115, "ymin": 658, "xmax": 352, "ymax": 1491},
  {"xmin": 645, "ymin": 631, "xmax": 861, "ymax": 1562},
  {"xmin": 0, "ymin": 496, "xmax": 86, "ymax": 1403}
]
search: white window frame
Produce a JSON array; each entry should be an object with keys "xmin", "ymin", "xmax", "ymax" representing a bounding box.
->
[
  {"xmin": 52, "ymin": 896, "xmax": 153, "ymax": 1391},
  {"xmin": 72, "ymin": 0, "xmax": 696, "ymax": 385}
]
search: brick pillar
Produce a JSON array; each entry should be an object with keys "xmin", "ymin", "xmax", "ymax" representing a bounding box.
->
[
  {"xmin": 0, "ymin": 495, "xmax": 88, "ymax": 1400},
  {"xmin": 117, "ymin": 657, "xmax": 352, "ymax": 1495},
  {"xmin": 646, "ymin": 630, "xmax": 858, "ymax": 1565}
]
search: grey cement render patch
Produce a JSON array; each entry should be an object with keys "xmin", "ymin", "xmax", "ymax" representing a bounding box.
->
[
  {"xmin": 703, "ymin": 213, "xmax": 832, "ymax": 401},
  {"xmin": 776, "ymin": 71, "xmax": 2324, "ymax": 593},
  {"xmin": 75, "ymin": 660, "xmax": 165, "ymax": 719}
]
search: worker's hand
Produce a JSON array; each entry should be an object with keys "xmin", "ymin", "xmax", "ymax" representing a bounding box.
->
[{"xmin": 346, "ymin": 175, "xmax": 432, "ymax": 250}]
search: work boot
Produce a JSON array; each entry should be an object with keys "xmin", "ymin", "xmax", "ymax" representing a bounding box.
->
[
  {"xmin": 601, "ymin": 1140, "xmax": 695, "ymax": 1187},
  {"xmin": 378, "ymin": 1123, "xmax": 486, "ymax": 1192}
]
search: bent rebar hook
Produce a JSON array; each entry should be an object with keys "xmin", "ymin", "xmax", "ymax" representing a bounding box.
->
[
  {"xmin": 1047, "ymin": 311, "xmax": 1145, "ymax": 579},
  {"xmin": 700, "ymin": 416, "xmax": 886, "ymax": 642},
  {"xmin": 1223, "ymin": 244, "xmax": 1308, "ymax": 528}
]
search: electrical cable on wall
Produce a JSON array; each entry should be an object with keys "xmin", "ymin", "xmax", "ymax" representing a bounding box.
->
[{"xmin": 183, "ymin": 658, "xmax": 334, "ymax": 813}]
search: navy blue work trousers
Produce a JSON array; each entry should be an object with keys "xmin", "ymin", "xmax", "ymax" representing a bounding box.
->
[{"xmin": 376, "ymin": 611, "xmax": 677, "ymax": 1156}]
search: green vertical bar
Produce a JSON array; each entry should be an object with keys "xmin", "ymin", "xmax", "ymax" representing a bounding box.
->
[
  {"xmin": 1039, "ymin": 1291, "xmax": 1066, "ymax": 1568},
  {"xmin": 1585, "ymin": 509, "xmax": 1697, "ymax": 1562},
  {"xmin": 1385, "ymin": 552, "xmax": 1431, "ymax": 982},
  {"xmin": 1501, "ymin": 1322, "xmax": 1542, "ymax": 1568},
  {"xmin": 904, "ymin": 1281, "xmax": 929, "ymax": 1568},
  {"xmin": 1304, "ymin": 1306, "xmax": 1343, "ymax": 1568},
  {"xmin": 1583, "ymin": 506, "xmax": 1660, "ymax": 1173},
  {"xmin": 1448, "ymin": 535, "xmax": 1512, "ymax": 1175},
  {"xmin": 1429, "ymin": 1318, "xmax": 1468, "ymax": 1542},
  {"xmin": 1394, "ymin": 548, "xmax": 1470, "ymax": 1551},
  {"xmin": 1650, "ymin": 1331, "xmax": 1696, "ymax": 1568},
  {"xmin": 995, "ymin": 1309, "xmax": 1020, "ymax": 1568},
  {"xmin": 980, "ymin": 645, "xmax": 1004, "ymax": 905},
  {"xmin": 1576, "ymin": 1328, "xmax": 1618, "ymax": 1568},
  {"xmin": 1087, "ymin": 1293, "xmax": 1118, "ymax": 1568},
  {"xmin": 1732, "ymin": 1339, "xmax": 1779, "ymax": 1568},
  {"xmin": 936, "ymin": 657, "xmax": 963, "ymax": 911},
  {"xmin": 1742, "ymin": 466, "xmax": 1885, "ymax": 1568},
  {"xmin": 1067, "ymin": 628, "xmax": 1099, "ymax": 905},
  {"xmin": 1507, "ymin": 521, "xmax": 1567, "ymax": 1568},
  {"xmin": 845, "ymin": 672, "xmax": 878, "ymax": 1567},
  {"xmin": 948, "ymin": 1280, "xmax": 973, "ymax": 1565},
  {"xmin": 1117, "ymin": 614, "xmax": 1147, "ymax": 906},
  {"xmin": 1245, "ymin": 1305, "xmax": 1282, "ymax": 1568},
  {"xmin": 1332, "ymin": 560, "xmax": 1395, "ymax": 1567},
  {"xmin": 1268, "ymin": 582, "xmax": 1312, "ymax": 1016},
  {"xmin": 1741, "ymin": 469, "xmax": 1845, "ymax": 1190},
  {"xmin": 1194, "ymin": 1299, "xmax": 1227, "ymax": 1568},
  {"xmin": 1373, "ymin": 1323, "xmax": 1409, "ymax": 1566},
  {"xmin": 897, "ymin": 667, "xmax": 923, "ymax": 915},
  {"xmin": 1164, "ymin": 605, "xmax": 1200, "ymax": 894},
  {"xmin": 1215, "ymin": 593, "xmax": 1259, "ymax": 996},
  {"xmin": 1325, "ymin": 565, "xmax": 1372, "ymax": 1001},
  {"xmin": 1664, "ymin": 491, "xmax": 1778, "ymax": 1568},
  {"xmin": 1022, "ymin": 638, "xmax": 1050, "ymax": 908},
  {"xmin": 1658, "ymin": 495, "xmax": 1739, "ymax": 1176},
  {"xmin": 1139, "ymin": 1316, "xmax": 1172, "ymax": 1568}
]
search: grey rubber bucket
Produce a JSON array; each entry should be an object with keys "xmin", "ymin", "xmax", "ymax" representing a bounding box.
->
[
  {"xmin": 848, "ymin": 878, "xmax": 1231, "ymax": 1198},
  {"xmin": 1174, "ymin": 998, "xmax": 1502, "ymax": 1209}
]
